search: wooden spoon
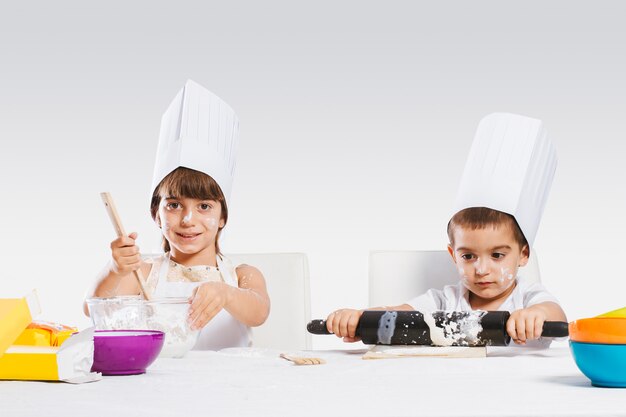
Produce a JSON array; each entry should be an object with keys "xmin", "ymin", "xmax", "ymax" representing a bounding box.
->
[
  {"xmin": 280, "ymin": 353, "xmax": 326, "ymax": 365},
  {"xmin": 100, "ymin": 192, "xmax": 152, "ymax": 301}
]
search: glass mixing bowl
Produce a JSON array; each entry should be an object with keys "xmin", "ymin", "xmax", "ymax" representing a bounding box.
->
[
  {"xmin": 86, "ymin": 296, "xmax": 146, "ymax": 330},
  {"xmin": 86, "ymin": 296, "xmax": 199, "ymax": 358},
  {"xmin": 143, "ymin": 297, "xmax": 200, "ymax": 358}
]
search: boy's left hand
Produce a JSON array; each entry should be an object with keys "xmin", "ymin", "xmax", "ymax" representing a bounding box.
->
[
  {"xmin": 188, "ymin": 282, "xmax": 232, "ymax": 330},
  {"xmin": 506, "ymin": 305, "xmax": 548, "ymax": 345}
]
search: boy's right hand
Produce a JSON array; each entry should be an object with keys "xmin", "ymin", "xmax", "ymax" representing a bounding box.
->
[
  {"xmin": 326, "ymin": 309, "xmax": 363, "ymax": 343},
  {"xmin": 110, "ymin": 232, "xmax": 141, "ymax": 275}
]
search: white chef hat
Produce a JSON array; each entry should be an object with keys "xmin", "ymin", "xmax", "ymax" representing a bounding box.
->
[
  {"xmin": 151, "ymin": 79, "xmax": 239, "ymax": 203},
  {"xmin": 452, "ymin": 113, "xmax": 557, "ymax": 247}
]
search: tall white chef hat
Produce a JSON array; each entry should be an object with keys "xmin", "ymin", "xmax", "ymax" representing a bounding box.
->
[
  {"xmin": 452, "ymin": 113, "xmax": 557, "ymax": 247},
  {"xmin": 151, "ymin": 79, "xmax": 239, "ymax": 202}
]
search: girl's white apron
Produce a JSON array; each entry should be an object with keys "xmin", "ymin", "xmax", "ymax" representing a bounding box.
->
[{"xmin": 152, "ymin": 253, "xmax": 251, "ymax": 350}]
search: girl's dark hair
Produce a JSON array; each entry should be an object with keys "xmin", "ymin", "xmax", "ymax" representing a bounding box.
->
[
  {"xmin": 150, "ymin": 167, "xmax": 228, "ymax": 255},
  {"xmin": 447, "ymin": 207, "xmax": 528, "ymax": 249}
]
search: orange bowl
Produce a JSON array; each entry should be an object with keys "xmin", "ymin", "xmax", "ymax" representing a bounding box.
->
[{"xmin": 569, "ymin": 317, "xmax": 626, "ymax": 344}]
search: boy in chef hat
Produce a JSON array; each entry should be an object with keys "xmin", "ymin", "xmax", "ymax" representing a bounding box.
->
[
  {"xmin": 326, "ymin": 113, "xmax": 566, "ymax": 347},
  {"xmin": 87, "ymin": 80, "xmax": 270, "ymax": 350}
]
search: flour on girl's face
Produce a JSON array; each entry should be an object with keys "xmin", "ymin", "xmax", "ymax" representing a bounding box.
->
[
  {"xmin": 161, "ymin": 210, "xmax": 219, "ymax": 231},
  {"xmin": 204, "ymin": 217, "xmax": 219, "ymax": 230},
  {"xmin": 161, "ymin": 217, "xmax": 172, "ymax": 232}
]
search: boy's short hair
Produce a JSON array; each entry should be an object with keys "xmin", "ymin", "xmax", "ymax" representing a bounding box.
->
[
  {"xmin": 150, "ymin": 167, "xmax": 228, "ymax": 255},
  {"xmin": 447, "ymin": 207, "xmax": 528, "ymax": 249}
]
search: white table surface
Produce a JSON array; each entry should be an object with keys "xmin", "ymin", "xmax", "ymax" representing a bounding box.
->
[{"xmin": 2, "ymin": 341, "xmax": 625, "ymax": 417}]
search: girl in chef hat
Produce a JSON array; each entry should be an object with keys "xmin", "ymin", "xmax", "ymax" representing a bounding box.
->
[{"xmin": 87, "ymin": 80, "xmax": 269, "ymax": 350}]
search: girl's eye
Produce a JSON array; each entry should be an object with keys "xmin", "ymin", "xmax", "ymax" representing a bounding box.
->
[
  {"xmin": 461, "ymin": 254, "xmax": 474, "ymax": 261},
  {"xmin": 200, "ymin": 203, "xmax": 212, "ymax": 210},
  {"xmin": 166, "ymin": 202, "xmax": 180, "ymax": 210},
  {"xmin": 492, "ymin": 253, "xmax": 505, "ymax": 259}
]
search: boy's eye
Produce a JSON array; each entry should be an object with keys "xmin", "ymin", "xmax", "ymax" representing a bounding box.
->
[
  {"xmin": 199, "ymin": 203, "xmax": 212, "ymax": 210},
  {"xmin": 461, "ymin": 254, "xmax": 474, "ymax": 261},
  {"xmin": 492, "ymin": 253, "xmax": 505, "ymax": 259},
  {"xmin": 166, "ymin": 202, "xmax": 180, "ymax": 210}
]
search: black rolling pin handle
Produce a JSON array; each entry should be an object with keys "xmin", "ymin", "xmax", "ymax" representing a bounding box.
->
[
  {"xmin": 307, "ymin": 319, "xmax": 333, "ymax": 335},
  {"xmin": 541, "ymin": 321, "xmax": 569, "ymax": 338}
]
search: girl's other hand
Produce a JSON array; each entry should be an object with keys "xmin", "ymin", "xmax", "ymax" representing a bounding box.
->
[
  {"xmin": 326, "ymin": 309, "xmax": 363, "ymax": 342},
  {"xmin": 188, "ymin": 282, "xmax": 231, "ymax": 330},
  {"xmin": 110, "ymin": 232, "xmax": 142, "ymax": 275}
]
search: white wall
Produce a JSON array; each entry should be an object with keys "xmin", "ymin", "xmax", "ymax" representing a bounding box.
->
[{"xmin": 1, "ymin": 1, "xmax": 625, "ymax": 349}]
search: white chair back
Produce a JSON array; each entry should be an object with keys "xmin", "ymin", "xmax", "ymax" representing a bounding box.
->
[
  {"xmin": 368, "ymin": 249, "xmax": 541, "ymax": 307},
  {"xmin": 227, "ymin": 252, "xmax": 311, "ymax": 350}
]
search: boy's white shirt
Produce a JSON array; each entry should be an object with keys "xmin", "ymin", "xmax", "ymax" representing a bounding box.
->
[
  {"xmin": 406, "ymin": 274, "xmax": 558, "ymax": 312},
  {"xmin": 405, "ymin": 275, "xmax": 560, "ymax": 347}
]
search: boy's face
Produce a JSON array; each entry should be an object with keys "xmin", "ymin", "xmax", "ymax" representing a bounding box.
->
[
  {"xmin": 448, "ymin": 225, "xmax": 529, "ymax": 303},
  {"xmin": 156, "ymin": 195, "xmax": 225, "ymax": 256}
]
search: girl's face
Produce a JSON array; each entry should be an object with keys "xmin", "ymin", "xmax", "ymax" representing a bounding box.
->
[
  {"xmin": 156, "ymin": 195, "xmax": 225, "ymax": 258},
  {"xmin": 448, "ymin": 225, "xmax": 529, "ymax": 304}
]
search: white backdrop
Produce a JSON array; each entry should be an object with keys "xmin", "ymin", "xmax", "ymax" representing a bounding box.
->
[{"xmin": 1, "ymin": 1, "xmax": 625, "ymax": 349}]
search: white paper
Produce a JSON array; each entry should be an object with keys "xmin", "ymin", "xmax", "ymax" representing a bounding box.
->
[{"xmin": 58, "ymin": 327, "xmax": 100, "ymax": 383}]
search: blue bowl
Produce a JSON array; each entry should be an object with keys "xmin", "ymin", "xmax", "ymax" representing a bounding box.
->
[{"xmin": 570, "ymin": 341, "xmax": 626, "ymax": 388}]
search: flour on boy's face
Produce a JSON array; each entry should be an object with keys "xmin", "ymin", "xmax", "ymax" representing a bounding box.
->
[{"xmin": 449, "ymin": 225, "xmax": 529, "ymax": 303}]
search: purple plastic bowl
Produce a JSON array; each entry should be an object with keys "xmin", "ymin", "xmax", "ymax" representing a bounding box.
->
[{"xmin": 92, "ymin": 330, "xmax": 165, "ymax": 376}]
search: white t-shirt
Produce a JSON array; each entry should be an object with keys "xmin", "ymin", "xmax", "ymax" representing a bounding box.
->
[{"xmin": 405, "ymin": 275, "xmax": 561, "ymax": 348}]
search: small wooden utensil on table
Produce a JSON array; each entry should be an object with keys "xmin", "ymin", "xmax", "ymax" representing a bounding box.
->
[
  {"xmin": 100, "ymin": 192, "xmax": 152, "ymax": 301},
  {"xmin": 280, "ymin": 353, "xmax": 325, "ymax": 366}
]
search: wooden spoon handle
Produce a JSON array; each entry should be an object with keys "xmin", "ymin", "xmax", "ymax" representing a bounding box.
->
[
  {"xmin": 100, "ymin": 192, "xmax": 152, "ymax": 301},
  {"xmin": 280, "ymin": 353, "xmax": 325, "ymax": 365}
]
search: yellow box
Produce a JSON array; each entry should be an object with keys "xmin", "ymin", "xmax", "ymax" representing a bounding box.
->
[
  {"xmin": 0, "ymin": 329, "xmax": 98, "ymax": 382},
  {"xmin": 0, "ymin": 291, "xmax": 40, "ymax": 357},
  {"xmin": 0, "ymin": 291, "xmax": 99, "ymax": 383}
]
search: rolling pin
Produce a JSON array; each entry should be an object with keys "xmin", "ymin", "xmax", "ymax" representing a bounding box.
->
[{"xmin": 307, "ymin": 310, "xmax": 569, "ymax": 346}]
